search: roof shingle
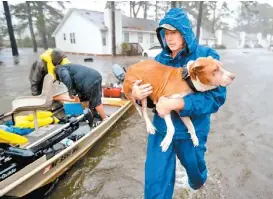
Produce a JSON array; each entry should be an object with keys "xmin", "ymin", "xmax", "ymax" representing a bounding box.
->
[{"xmin": 76, "ymin": 8, "xmax": 159, "ymax": 31}]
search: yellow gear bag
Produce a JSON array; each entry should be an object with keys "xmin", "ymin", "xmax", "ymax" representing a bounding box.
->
[
  {"xmin": 14, "ymin": 111, "xmax": 59, "ymax": 128},
  {"xmin": 0, "ymin": 129, "xmax": 29, "ymax": 145}
]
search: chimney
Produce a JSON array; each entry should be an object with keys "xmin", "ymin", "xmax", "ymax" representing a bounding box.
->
[
  {"xmin": 199, "ymin": 27, "xmax": 203, "ymax": 44},
  {"xmin": 216, "ymin": 29, "xmax": 222, "ymax": 45},
  {"xmin": 104, "ymin": 9, "xmax": 122, "ymax": 54},
  {"xmin": 104, "ymin": 8, "xmax": 111, "ymax": 30},
  {"xmin": 267, "ymin": 34, "xmax": 271, "ymax": 42},
  {"xmin": 257, "ymin": 33, "xmax": 262, "ymax": 44},
  {"xmin": 240, "ymin": 32, "xmax": 246, "ymax": 48}
]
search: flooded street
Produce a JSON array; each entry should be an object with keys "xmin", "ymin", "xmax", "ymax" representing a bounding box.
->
[{"xmin": 1, "ymin": 48, "xmax": 273, "ymax": 199}]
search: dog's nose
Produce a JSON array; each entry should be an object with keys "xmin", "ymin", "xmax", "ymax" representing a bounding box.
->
[{"xmin": 230, "ymin": 74, "xmax": 235, "ymax": 80}]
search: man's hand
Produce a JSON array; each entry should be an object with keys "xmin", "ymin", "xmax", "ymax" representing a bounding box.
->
[
  {"xmin": 131, "ymin": 80, "xmax": 153, "ymax": 101},
  {"xmin": 156, "ymin": 96, "xmax": 185, "ymax": 118},
  {"xmin": 68, "ymin": 89, "xmax": 77, "ymax": 99}
]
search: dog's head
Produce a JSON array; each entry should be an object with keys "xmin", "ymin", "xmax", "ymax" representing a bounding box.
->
[{"xmin": 188, "ymin": 56, "xmax": 235, "ymax": 90}]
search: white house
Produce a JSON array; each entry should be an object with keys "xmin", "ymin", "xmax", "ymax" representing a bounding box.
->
[
  {"xmin": 52, "ymin": 8, "xmax": 273, "ymax": 54},
  {"xmin": 215, "ymin": 30, "xmax": 240, "ymax": 48},
  {"xmin": 215, "ymin": 29, "xmax": 273, "ymax": 49},
  {"xmin": 52, "ymin": 8, "xmax": 159, "ymax": 55},
  {"xmin": 198, "ymin": 28, "xmax": 217, "ymax": 47}
]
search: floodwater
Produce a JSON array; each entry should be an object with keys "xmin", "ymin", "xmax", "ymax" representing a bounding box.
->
[{"xmin": 1, "ymin": 48, "xmax": 273, "ymax": 199}]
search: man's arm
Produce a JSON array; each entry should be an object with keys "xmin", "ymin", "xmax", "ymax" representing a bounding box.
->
[
  {"xmin": 179, "ymin": 48, "xmax": 227, "ymax": 117},
  {"xmin": 55, "ymin": 66, "xmax": 76, "ymax": 96}
]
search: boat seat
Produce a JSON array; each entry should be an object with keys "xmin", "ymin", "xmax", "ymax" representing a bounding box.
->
[{"xmin": 11, "ymin": 74, "xmax": 54, "ymax": 132}]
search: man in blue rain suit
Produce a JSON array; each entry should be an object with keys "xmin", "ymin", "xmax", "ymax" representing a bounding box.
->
[{"xmin": 131, "ymin": 8, "xmax": 227, "ymax": 198}]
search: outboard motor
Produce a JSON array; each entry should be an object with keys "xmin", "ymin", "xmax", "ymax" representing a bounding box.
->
[
  {"xmin": 102, "ymin": 64, "xmax": 127, "ymax": 99},
  {"xmin": 112, "ymin": 64, "xmax": 126, "ymax": 84},
  {"xmin": 0, "ymin": 143, "xmax": 36, "ymax": 182}
]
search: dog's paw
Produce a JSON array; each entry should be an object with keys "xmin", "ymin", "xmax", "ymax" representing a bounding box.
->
[
  {"xmin": 146, "ymin": 122, "xmax": 156, "ymax": 134},
  {"xmin": 160, "ymin": 135, "xmax": 173, "ymax": 152},
  {"xmin": 191, "ymin": 135, "xmax": 199, "ymax": 147}
]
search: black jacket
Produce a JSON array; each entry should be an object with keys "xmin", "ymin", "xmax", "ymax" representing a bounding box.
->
[
  {"xmin": 55, "ymin": 63, "xmax": 102, "ymax": 96},
  {"xmin": 29, "ymin": 59, "xmax": 48, "ymax": 96}
]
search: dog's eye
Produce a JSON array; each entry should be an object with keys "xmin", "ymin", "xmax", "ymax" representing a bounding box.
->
[{"xmin": 213, "ymin": 68, "xmax": 219, "ymax": 73}]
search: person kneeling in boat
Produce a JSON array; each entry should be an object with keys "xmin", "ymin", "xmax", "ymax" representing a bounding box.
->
[
  {"xmin": 29, "ymin": 49, "xmax": 107, "ymax": 121},
  {"xmin": 55, "ymin": 63, "xmax": 107, "ymax": 121}
]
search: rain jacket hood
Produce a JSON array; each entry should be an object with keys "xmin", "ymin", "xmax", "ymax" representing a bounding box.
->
[{"xmin": 156, "ymin": 8, "xmax": 198, "ymax": 54}]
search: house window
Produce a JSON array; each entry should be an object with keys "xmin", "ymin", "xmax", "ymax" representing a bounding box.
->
[
  {"xmin": 138, "ymin": 33, "xmax": 143, "ymax": 43},
  {"xmin": 70, "ymin": 33, "xmax": 76, "ymax": 44},
  {"xmin": 124, "ymin": 32, "xmax": 129, "ymax": 42},
  {"xmin": 150, "ymin": 33, "xmax": 154, "ymax": 43},
  {"xmin": 149, "ymin": 46, "xmax": 161, "ymax": 50},
  {"xmin": 63, "ymin": 33, "xmax": 66, "ymax": 40},
  {"xmin": 102, "ymin": 32, "xmax": 106, "ymax": 46}
]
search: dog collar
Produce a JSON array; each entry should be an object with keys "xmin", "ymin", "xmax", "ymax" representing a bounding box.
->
[{"xmin": 182, "ymin": 66, "xmax": 199, "ymax": 92}]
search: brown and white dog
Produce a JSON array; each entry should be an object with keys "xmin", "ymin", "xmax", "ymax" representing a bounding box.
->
[{"xmin": 123, "ymin": 56, "xmax": 235, "ymax": 152}]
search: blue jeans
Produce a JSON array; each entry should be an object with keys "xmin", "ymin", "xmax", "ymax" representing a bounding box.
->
[{"xmin": 144, "ymin": 132, "xmax": 208, "ymax": 199}]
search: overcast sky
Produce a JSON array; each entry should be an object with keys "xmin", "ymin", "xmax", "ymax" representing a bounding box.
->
[
  {"xmin": 1, "ymin": 0, "xmax": 273, "ymax": 28},
  {"xmin": 65, "ymin": 0, "xmax": 241, "ymax": 27}
]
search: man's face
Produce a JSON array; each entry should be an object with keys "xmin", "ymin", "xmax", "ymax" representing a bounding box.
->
[{"xmin": 164, "ymin": 29, "xmax": 185, "ymax": 52}]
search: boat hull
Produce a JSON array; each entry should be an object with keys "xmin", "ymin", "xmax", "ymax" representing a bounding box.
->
[{"xmin": 0, "ymin": 97, "xmax": 132, "ymax": 198}]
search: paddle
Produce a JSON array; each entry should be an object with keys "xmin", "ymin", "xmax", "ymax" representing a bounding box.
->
[
  {"xmin": 0, "ymin": 104, "xmax": 63, "ymax": 121},
  {"xmin": 0, "ymin": 112, "xmax": 12, "ymax": 121}
]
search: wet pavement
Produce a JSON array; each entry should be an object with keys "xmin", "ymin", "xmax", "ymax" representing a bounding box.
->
[{"xmin": 1, "ymin": 48, "xmax": 273, "ymax": 199}]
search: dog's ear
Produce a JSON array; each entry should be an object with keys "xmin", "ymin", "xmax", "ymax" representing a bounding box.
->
[
  {"xmin": 192, "ymin": 62, "xmax": 204, "ymax": 73},
  {"xmin": 189, "ymin": 64, "xmax": 204, "ymax": 80}
]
